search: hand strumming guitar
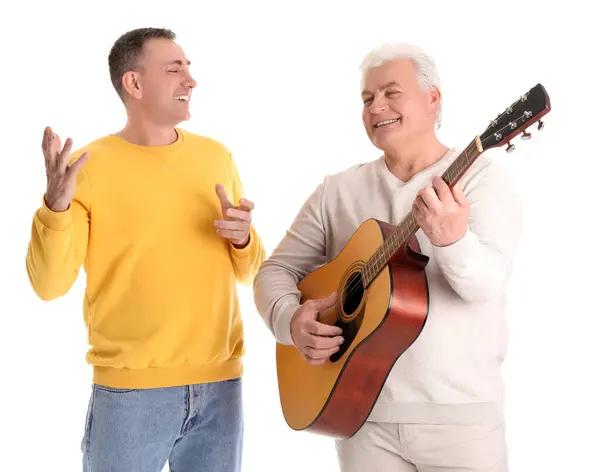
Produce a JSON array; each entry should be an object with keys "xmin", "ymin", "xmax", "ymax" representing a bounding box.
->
[
  {"xmin": 214, "ymin": 184, "xmax": 254, "ymax": 248},
  {"xmin": 290, "ymin": 292, "xmax": 344, "ymax": 366}
]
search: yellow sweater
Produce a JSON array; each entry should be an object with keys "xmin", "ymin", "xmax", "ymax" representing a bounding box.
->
[{"xmin": 25, "ymin": 128, "xmax": 266, "ymax": 389}]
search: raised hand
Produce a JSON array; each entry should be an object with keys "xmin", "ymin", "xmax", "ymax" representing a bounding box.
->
[
  {"xmin": 290, "ymin": 292, "xmax": 344, "ymax": 366},
  {"xmin": 412, "ymin": 176, "xmax": 469, "ymax": 247},
  {"xmin": 213, "ymin": 183, "xmax": 254, "ymax": 247},
  {"xmin": 42, "ymin": 126, "xmax": 89, "ymax": 212}
]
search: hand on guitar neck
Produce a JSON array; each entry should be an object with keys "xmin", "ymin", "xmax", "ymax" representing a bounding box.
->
[
  {"xmin": 290, "ymin": 292, "xmax": 345, "ymax": 366},
  {"xmin": 413, "ymin": 176, "xmax": 470, "ymax": 247}
]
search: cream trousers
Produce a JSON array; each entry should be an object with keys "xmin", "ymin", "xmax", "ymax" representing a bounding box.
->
[{"xmin": 335, "ymin": 421, "xmax": 507, "ymax": 472}]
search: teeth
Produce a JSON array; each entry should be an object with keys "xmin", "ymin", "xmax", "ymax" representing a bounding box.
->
[
  {"xmin": 175, "ymin": 96, "xmax": 189, "ymax": 101},
  {"xmin": 375, "ymin": 118, "xmax": 399, "ymax": 128}
]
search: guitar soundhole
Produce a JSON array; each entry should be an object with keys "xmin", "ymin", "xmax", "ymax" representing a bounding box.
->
[
  {"xmin": 330, "ymin": 270, "xmax": 365, "ymax": 363},
  {"xmin": 341, "ymin": 271, "xmax": 364, "ymax": 317}
]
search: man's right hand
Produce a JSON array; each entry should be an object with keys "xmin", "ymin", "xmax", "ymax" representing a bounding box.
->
[
  {"xmin": 42, "ymin": 126, "xmax": 89, "ymax": 212},
  {"xmin": 290, "ymin": 292, "xmax": 344, "ymax": 366}
]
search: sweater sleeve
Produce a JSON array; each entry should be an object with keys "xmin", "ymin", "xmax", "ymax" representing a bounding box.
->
[
  {"xmin": 226, "ymin": 152, "xmax": 266, "ymax": 285},
  {"xmin": 253, "ymin": 179, "xmax": 329, "ymax": 345},
  {"xmin": 25, "ymin": 162, "xmax": 91, "ymax": 301},
  {"xmin": 432, "ymin": 160, "xmax": 522, "ymax": 303}
]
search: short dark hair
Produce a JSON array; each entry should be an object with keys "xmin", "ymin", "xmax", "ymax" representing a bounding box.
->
[{"xmin": 108, "ymin": 27, "xmax": 176, "ymax": 101}]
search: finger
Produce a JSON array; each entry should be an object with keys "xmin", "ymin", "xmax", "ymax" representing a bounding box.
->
[
  {"xmin": 306, "ymin": 319, "xmax": 343, "ymax": 337},
  {"xmin": 452, "ymin": 183, "xmax": 469, "ymax": 208},
  {"xmin": 215, "ymin": 228, "xmax": 247, "ymax": 240},
  {"xmin": 49, "ymin": 132, "xmax": 62, "ymax": 157},
  {"xmin": 215, "ymin": 184, "xmax": 233, "ymax": 209},
  {"xmin": 66, "ymin": 152, "xmax": 90, "ymax": 178},
  {"xmin": 303, "ymin": 352, "xmax": 329, "ymax": 366},
  {"xmin": 214, "ymin": 219, "xmax": 249, "ymax": 230},
  {"xmin": 42, "ymin": 127, "xmax": 57, "ymax": 162},
  {"xmin": 42, "ymin": 127, "xmax": 50, "ymax": 153},
  {"xmin": 238, "ymin": 198, "xmax": 255, "ymax": 212},
  {"xmin": 306, "ymin": 333, "xmax": 344, "ymax": 349},
  {"xmin": 413, "ymin": 196, "xmax": 427, "ymax": 215},
  {"xmin": 225, "ymin": 208, "xmax": 251, "ymax": 222},
  {"xmin": 418, "ymin": 187, "xmax": 442, "ymax": 213},
  {"xmin": 58, "ymin": 137, "xmax": 74, "ymax": 170},
  {"xmin": 432, "ymin": 176, "xmax": 453, "ymax": 203},
  {"xmin": 304, "ymin": 345, "xmax": 340, "ymax": 361}
]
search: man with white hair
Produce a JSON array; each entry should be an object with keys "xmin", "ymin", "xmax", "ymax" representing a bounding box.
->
[{"xmin": 253, "ymin": 43, "xmax": 521, "ymax": 471}]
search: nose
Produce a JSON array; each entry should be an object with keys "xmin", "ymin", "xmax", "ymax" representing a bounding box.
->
[
  {"xmin": 369, "ymin": 96, "xmax": 388, "ymax": 114},
  {"xmin": 182, "ymin": 69, "xmax": 197, "ymax": 89}
]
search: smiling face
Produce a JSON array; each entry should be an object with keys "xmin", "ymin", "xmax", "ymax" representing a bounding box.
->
[
  {"xmin": 361, "ymin": 58, "xmax": 440, "ymax": 152},
  {"xmin": 122, "ymin": 37, "xmax": 197, "ymax": 126}
]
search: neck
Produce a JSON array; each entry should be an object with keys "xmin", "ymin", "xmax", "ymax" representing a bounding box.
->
[
  {"xmin": 383, "ymin": 133, "xmax": 449, "ymax": 182},
  {"xmin": 116, "ymin": 111, "xmax": 179, "ymax": 146}
]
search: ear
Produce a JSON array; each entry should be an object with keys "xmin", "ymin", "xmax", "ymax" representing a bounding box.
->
[
  {"xmin": 122, "ymin": 71, "xmax": 142, "ymax": 100},
  {"xmin": 429, "ymin": 87, "xmax": 441, "ymax": 112}
]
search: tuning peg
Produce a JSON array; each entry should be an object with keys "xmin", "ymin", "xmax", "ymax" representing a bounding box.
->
[
  {"xmin": 537, "ymin": 120, "xmax": 545, "ymax": 130},
  {"xmin": 521, "ymin": 130, "xmax": 532, "ymax": 140},
  {"xmin": 506, "ymin": 142, "xmax": 515, "ymax": 153}
]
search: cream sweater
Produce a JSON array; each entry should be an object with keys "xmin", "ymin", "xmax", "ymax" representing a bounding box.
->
[{"xmin": 253, "ymin": 147, "xmax": 522, "ymax": 425}]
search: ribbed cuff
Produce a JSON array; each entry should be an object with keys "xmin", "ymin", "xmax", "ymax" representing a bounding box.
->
[
  {"xmin": 273, "ymin": 298, "xmax": 298, "ymax": 346},
  {"xmin": 37, "ymin": 197, "xmax": 72, "ymax": 231},
  {"xmin": 432, "ymin": 229, "xmax": 479, "ymax": 272}
]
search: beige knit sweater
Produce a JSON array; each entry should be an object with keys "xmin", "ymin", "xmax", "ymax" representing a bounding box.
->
[{"xmin": 253, "ymin": 147, "xmax": 522, "ymax": 425}]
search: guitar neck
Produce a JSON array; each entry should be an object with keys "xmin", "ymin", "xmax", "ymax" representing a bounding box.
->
[{"xmin": 363, "ymin": 137, "xmax": 484, "ymax": 286}]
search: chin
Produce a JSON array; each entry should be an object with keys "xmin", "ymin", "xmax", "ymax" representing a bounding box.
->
[
  {"xmin": 372, "ymin": 131, "xmax": 402, "ymax": 150},
  {"xmin": 174, "ymin": 113, "xmax": 191, "ymax": 124}
]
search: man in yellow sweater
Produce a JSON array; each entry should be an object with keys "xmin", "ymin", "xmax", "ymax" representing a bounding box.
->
[{"xmin": 25, "ymin": 27, "xmax": 265, "ymax": 472}]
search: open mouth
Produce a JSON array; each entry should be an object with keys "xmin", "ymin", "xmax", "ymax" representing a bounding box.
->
[
  {"xmin": 374, "ymin": 117, "xmax": 400, "ymax": 128},
  {"xmin": 175, "ymin": 95, "xmax": 190, "ymax": 102}
]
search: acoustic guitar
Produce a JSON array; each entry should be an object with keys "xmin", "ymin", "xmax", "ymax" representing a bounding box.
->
[{"xmin": 275, "ymin": 83, "xmax": 551, "ymax": 439}]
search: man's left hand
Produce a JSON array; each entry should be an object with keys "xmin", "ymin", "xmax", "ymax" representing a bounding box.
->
[
  {"xmin": 412, "ymin": 176, "xmax": 469, "ymax": 247},
  {"xmin": 214, "ymin": 184, "xmax": 254, "ymax": 248}
]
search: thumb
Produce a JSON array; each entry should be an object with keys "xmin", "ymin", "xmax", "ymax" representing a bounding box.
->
[
  {"xmin": 313, "ymin": 292, "xmax": 338, "ymax": 310},
  {"xmin": 66, "ymin": 152, "xmax": 89, "ymax": 178}
]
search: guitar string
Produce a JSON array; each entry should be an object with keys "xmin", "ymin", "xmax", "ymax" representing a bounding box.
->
[{"xmin": 328, "ymin": 109, "xmax": 536, "ymax": 322}]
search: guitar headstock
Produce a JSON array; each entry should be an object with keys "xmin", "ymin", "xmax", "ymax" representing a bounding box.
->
[{"xmin": 478, "ymin": 83, "xmax": 551, "ymax": 153}]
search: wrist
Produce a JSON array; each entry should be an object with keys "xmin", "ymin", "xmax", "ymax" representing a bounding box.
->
[
  {"xmin": 232, "ymin": 234, "xmax": 250, "ymax": 249},
  {"xmin": 432, "ymin": 226, "xmax": 468, "ymax": 248},
  {"xmin": 43, "ymin": 194, "xmax": 70, "ymax": 213}
]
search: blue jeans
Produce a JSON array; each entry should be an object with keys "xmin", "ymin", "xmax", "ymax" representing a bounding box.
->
[{"xmin": 81, "ymin": 378, "xmax": 243, "ymax": 472}]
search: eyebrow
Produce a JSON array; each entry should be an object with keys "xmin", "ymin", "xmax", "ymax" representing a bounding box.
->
[
  {"xmin": 166, "ymin": 60, "xmax": 191, "ymax": 67},
  {"xmin": 361, "ymin": 81, "xmax": 401, "ymax": 97}
]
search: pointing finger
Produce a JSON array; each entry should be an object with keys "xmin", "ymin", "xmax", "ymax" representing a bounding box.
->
[{"xmin": 215, "ymin": 184, "xmax": 233, "ymax": 208}]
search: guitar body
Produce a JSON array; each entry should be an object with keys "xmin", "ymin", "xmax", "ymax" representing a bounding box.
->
[{"xmin": 275, "ymin": 218, "xmax": 429, "ymax": 439}]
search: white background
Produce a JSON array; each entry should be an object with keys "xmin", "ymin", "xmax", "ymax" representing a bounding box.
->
[{"xmin": 1, "ymin": 0, "xmax": 598, "ymax": 470}]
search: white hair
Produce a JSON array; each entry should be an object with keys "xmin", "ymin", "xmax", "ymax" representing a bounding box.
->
[{"xmin": 359, "ymin": 43, "xmax": 442, "ymax": 128}]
